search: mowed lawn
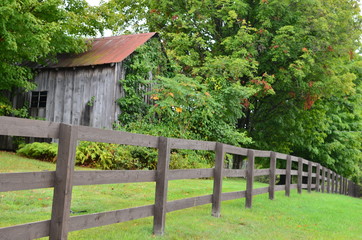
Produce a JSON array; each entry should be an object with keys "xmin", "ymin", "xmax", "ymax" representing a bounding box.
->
[{"xmin": 0, "ymin": 151, "xmax": 361, "ymax": 240}]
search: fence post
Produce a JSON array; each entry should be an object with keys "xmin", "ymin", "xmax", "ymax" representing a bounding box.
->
[
  {"xmin": 315, "ymin": 164, "xmax": 320, "ymax": 192},
  {"xmin": 285, "ymin": 155, "xmax": 291, "ymax": 197},
  {"xmin": 49, "ymin": 124, "xmax": 78, "ymax": 240},
  {"xmin": 344, "ymin": 178, "xmax": 347, "ymax": 195},
  {"xmin": 340, "ymin": 176, "xmax": 344, "ymax": 194},
  {"xmin": 321, "ymin": 167, "xmax": 325, "ymax": 193},
  {"xmin": 245, "ymin": 149, "xmax": 255, "ymax": 208},
  {"xmin": 331, "ymin": 172, "xmax": 335, "ymax": 193},
  {"xmin": 326, "ymin": 169, "xmax": 331, "ymax": 193},
  {"xmin": 349, "ymin": 182, "xmax": 354, "ymax": 197},
  {"xmin": 297, "ymin": 158, "xmax": 303, "ymax": 194},
  {"xmin": 335, "ymin": 174, "xmax": 339, "ymax": 193},
  {"xmin": 153, "ymin": 137, "xmax": 171, "ymax": 236},
  {"xmin": 345, "ymin": 178, "xmax": 349, "ymax": 195},
  {"xmin": 307, "ymin": 162, "xmax": 312, "ymax": 193},
  {"xmin": 338, "ymin": 175, "xmax": 341, "ymax": 194},
  {"xmin": 357, "ymin": 184, "xmax": 361, "ymax": 198},
  {"xmin": 212, "ymin": 142, "xmax": 225, "ymax": 217},
  {"xmin": 269, "ymin": 152, "xmax": 276, "ymax": 200}
]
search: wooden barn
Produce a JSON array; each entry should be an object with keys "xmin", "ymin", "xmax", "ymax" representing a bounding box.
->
[
  {"xmin": 0, "ymin": 32, "xmax": 161, "ymax": 150},
  {"xmin": 27, "ymin": 32, "xmax": 158, "ymax": 129}
]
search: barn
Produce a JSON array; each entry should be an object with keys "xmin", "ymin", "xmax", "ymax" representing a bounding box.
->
[
  {"xmin": 27, "ymin": 32, "xmax": 158, "ymax": 129},
  {"xmin": 0, "ymin": 32, "xmax": 161, "ymax": 150}
]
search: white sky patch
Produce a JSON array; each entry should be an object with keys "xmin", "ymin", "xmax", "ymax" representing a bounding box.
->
[
  {"xmin": 86, "ymin": 0, "xmax": 113, "ymax": 36},
  {"xmin": 87, "ymin": 0, "xmax": 102, "ymax": 6}
]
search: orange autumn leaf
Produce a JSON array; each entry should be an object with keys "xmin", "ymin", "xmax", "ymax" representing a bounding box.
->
[
  {"xmin": 175, "ymin": 107, "xmax": 182, "ymax": 113},
  {"xmin": 168, "ymin": 92, "xmax": 174, "ymax": 97},
  {"xmin": 151, "ymin": 94, "xmax": 159, "ymax": 100}
]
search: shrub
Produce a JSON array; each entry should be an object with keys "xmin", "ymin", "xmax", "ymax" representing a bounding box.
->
[
  {"xmin": 170, "ymin": 150, "xmax": 213, "ymax": 169},
  {"xmin": 76, "ymin": 141, "xmax": 158, "ymax": 170},
  {"xmin": 17, "ymin": 141, "xmax": 214, "ymax": 170},
  {"xmin": 17, "ymin": 142, "xmax": 58, "ymax": 162}
]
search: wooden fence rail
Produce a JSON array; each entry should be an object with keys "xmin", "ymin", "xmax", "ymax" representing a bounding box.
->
[{"xmin": 0, "ymin": 116, "xmax": 360, "ymax": 240}]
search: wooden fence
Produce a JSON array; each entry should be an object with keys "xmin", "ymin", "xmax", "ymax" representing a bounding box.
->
[{"xmin": 0, "ymin": 116, "xmax": 360, "ymax": 240}]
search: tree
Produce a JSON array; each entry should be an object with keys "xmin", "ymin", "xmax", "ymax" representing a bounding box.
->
[
  {"xmin": 102, "ymin": 0, "xmax": 362, "ymax": 178},
  {"xmin": 0, "ymin": 0, "xmax": 103, "ymax": 114},
  {"xmin": 246, "ymin": 0, "xmax": 362, "ymax": 180},
  {"xmin": 104, "ymin": 0, "xmax": 275, "ymax": 145}
]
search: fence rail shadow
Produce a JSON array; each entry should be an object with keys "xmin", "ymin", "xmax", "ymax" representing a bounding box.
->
[{"xmin": 0, "ymin": 116, "xmax": 360, "ymax": 240}]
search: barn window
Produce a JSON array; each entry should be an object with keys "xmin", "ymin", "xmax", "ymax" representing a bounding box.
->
[{"xmin": 31, "ymin": 91, "xmax": 47, "ymax": 108}]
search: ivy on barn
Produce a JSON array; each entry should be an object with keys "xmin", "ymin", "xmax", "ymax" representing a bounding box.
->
[{"xmin": 117, "ymin": 37, "xmax": 170, "ymax": 124}]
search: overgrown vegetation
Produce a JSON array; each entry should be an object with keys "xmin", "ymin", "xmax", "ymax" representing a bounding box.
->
[
  {"xmin": 17, "ymin": 142, "xmax": 213, "ymax": 170},
  {"xmin": 1, "ymin": 0, "xmax": 361, "ymax": 182},
  {"xmin": 117, "ymin": 37, "xmax": 170, "ymax": 124},
  {"xmin": 17, "ymin": 142, "xmax": 58, "ymax": 162},
  {"xmin": 104, "ymin": 0, "xmax": 362, "ymax": 182}
]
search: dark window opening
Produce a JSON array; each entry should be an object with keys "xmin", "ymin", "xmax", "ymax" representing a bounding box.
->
[{"xmin": 31, "ymin": 91, "xmax": 47, "ymax": 108}]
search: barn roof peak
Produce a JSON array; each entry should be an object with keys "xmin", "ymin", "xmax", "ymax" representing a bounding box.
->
[{"xmin": 38, "ymin": 32, "xmax": 157, "ymax": 69}]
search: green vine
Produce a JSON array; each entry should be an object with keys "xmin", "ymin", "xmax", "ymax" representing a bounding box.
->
[
  {"xmin": 87, "ymin": 96, "xmax": 96, "ymax": 107},
  {"xmin": 117, "ymin": 37, "xmax": 169, "ymax": 124}
]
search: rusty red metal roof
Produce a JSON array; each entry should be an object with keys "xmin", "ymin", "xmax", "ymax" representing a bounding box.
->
[{"xmin": 44, "ymin": 32, "xmax": 157, "ymax": 68}]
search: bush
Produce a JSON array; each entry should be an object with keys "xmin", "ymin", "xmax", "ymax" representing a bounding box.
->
[
  {"xmin": 17, "ymin": 142, "xmax": 58, "ymax": 162},
  {"xmin": 76, "ymin": 142, "xmax": 158, "ymax": 170},
  {"xmin": 76, "ymin": 142, "xmax": 213, "ymax": 170},
  {"xmin": 170, "ymin": 150, "xmax": 213, "ymax": 169},
  {"xmin": 17, "ymin": 141, "xmax": 214, "ymax": 170}
]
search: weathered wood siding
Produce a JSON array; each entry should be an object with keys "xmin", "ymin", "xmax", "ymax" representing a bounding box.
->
[{"xmin": 31, "ymin": 63, "xmax": 125, "ymax": 129}]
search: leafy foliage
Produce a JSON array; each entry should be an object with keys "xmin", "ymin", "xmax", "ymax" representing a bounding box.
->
[
  {"xmin": 146, "ymin": 75, "xmax": 254, "ymax": 145},
  {"xmin": 0, "ymin": 0, "xmax": 104, "ymax": 115},
  {"xmin": 76, "ymin": 142, "xmax": 157, "ymax": 170},
  {"xmin": 5, "ymin": 0, "xmax": 362, "ymax": 180},
  {"xmin": 117, "ymin": 37, "xmax": 170, "ymax": 124},
  {"xmin": 17, "ymin": 141, "xmax": 212, "ymax": 170},
  {"xmin": 102, "ymin": 0, "xmax": 362, "ymax": 180},
  {"xmin": 17, "ymin": 142, "xmax": 58, "ymax": 162}
]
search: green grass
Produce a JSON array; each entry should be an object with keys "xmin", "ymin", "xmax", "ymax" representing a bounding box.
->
[{"xmin": 0, "ymin": 151, "xmax": 361, "ymax": 240}]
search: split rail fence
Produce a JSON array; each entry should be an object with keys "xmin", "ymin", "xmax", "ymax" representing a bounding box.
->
[{"xmin": 0, "ymin": 116, "xmax": 360, "ymax": 240}]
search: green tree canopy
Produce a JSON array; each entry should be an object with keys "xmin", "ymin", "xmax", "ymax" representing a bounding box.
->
[
  {"xmin": 0, "ymin": 0, "xmax": 103, "ymax": 110},
  {"xmin": 103, "ymin": 0, "xmax": 362, "ymax": 180}
]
